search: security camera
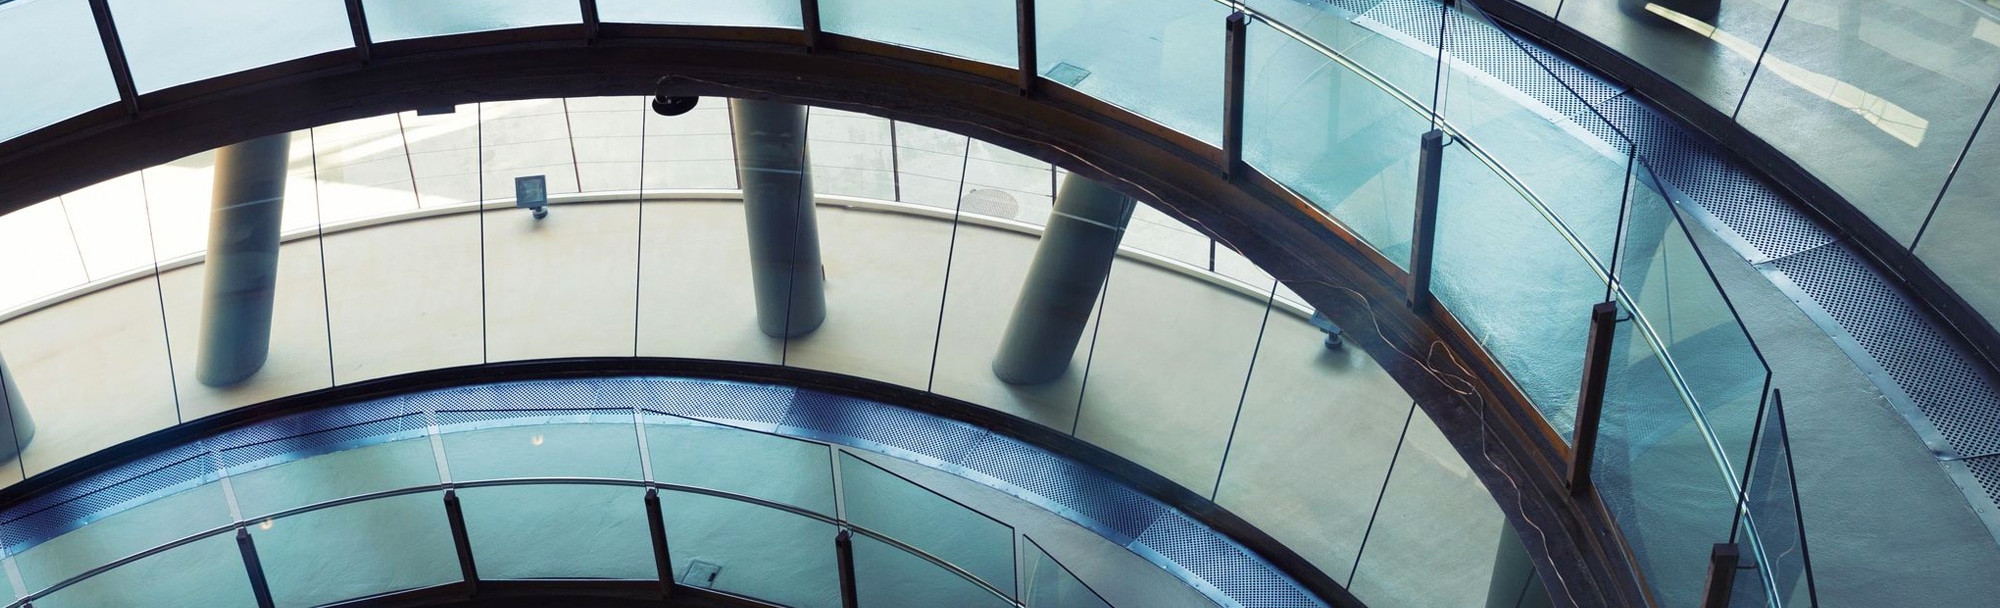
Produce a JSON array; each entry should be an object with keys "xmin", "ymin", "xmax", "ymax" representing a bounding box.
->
[{"xmin": 652, "ymin": 95, "xmax": 698, "ymax": 116}]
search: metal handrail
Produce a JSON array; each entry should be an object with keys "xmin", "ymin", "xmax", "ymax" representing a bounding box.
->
[{"xmin": 5, "ymin": 476, "xmax": 1019, "ymax": 608}]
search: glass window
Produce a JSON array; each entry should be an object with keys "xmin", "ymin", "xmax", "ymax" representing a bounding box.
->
[
  {"xmin": 363, "ymin": 0, "xmax": 581, "ymax": 42},
  {"xmin": 1037, "ymin": 0, "xmax": 1230, "ymax": 143},
  {"xmin": 0, "ymin": 0, "xmax": 119, "ymax": 142},
  {"xmin": 819, "ymin": 0, "xmax": 1016, "ymax": 67},
  {"xmin": 108, "ymin": 0, "xmax": 352, "ymax": 93},
  {"xmin": 598, "ymin": 0, "xmax": 802, "ymax": 28}
]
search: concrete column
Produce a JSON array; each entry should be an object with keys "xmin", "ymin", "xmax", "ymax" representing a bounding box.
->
[
  {"xmin": 0, "ymin": 352, "xmax": 34, "ymax": 460},
  {"xmin": 732, "ymin": 99, "xmax": 827, "ymax": 338},
  {"xmin": 992, "ymin": 175, "xmax": 1135, "ymax": 385},
  {"xmin": 1486, "ymin": 526, "xmax": 1554, "ymax": 608},
  {"xmin": 197, "ymin": 132, "xmax": 291, "ymax": 387}
]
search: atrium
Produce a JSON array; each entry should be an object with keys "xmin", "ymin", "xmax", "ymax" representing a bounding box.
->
[{"xmin": 0, "ymin": 1, "xmax": 1993, "ymax": 607}]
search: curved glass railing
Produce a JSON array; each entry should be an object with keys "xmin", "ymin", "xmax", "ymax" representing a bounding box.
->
[
  {"xmin": 0, "ymin": 391, "xmax": 1100, "ymax": 608},
  {"xmin": 0, "ymin": 0, "xmax": 1821, "ymax": 604}
]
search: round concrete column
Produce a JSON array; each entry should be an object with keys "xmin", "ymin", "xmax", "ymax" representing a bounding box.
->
[
  {"xmin": 197, "ymin": 132, "xmax": 291, "ymax": 387},
  {"xmin": 0, "ymin": 352, "xmax": 34, "ymax": 461},
  {"xmin": 732, "ymin": 99, "xmax": 827, "ymax": 338},
  {"xmin": 992, "ymin": 175, "xmax": 1135, "ymax": 385}
]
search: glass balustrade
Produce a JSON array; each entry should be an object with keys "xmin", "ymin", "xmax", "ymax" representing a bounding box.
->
[{"xmin": 0, "ymin": 0, "xmax": 1826, "ymax": 603}]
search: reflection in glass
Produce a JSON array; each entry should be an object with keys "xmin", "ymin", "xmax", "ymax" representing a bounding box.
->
[
  {"xmin": 839, "ymin": 452, "xmax": 1015, "ymax": 597},
  {"xmin": 1037, "ymin": 0, "xmax": 1231, "ymax": 143},
  {"xmin": 819, "ymin": 0, "xmax": 1016, "ymax": 66}
]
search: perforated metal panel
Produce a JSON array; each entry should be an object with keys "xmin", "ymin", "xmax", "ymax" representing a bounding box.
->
[
  {"xmin": 1138, "ymin": 511, "xmax": 1323, "ymax": 608},
  {"xmin": 0, "ymin": 442, "xmax": 214, "ymax": 553}
]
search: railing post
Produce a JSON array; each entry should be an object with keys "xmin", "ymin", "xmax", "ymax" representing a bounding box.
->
[
  {"xmin": 836, "ymin": 529, "xmax": 858, "ymax": 608},
  {"xmin": 1700, "ymin": 543, "xmax": 1739, "ymax": 608},
  {"xmin": 1016, "ymin": 0, "xmax": 1037, "ymax": 95},
  {"xmin": 579, "ymin": 0, "xmax": 601, "ymax": 41},
  {"xmin": 801, "ymin": 0, "xmax": 822, "ymax": 51},
  {"xmin": 1567, "ymin": 301, "xmax": 1618, "ymax": 495},
  {"xmin": 1407, "ymin": 129, "xmax": 1445, "ymax": 311},
  {"xmin": 85, "ymin": 0, "xmax": 138, "ymax": 116},
  {"xmin": 342, "ymin": 0, "xmax": 372, "ymax": 63},
  {"xmin": 646, "ymin": 488, "xmax": 675, "ymax": 598},
  {"xmin": 236, "ymin": 528, "xmax": 276, "ymax": 608},
  {"xmin": 1222, "ymin": 11, "xmax": 1249, "ymax": 180},
  {"xmin": 443, "ymin": 489, "xmax": 479, "ymax": 597}
]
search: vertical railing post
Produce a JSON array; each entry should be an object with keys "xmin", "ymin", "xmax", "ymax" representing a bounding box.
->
[
  {"xmin": 1567, "ymin": 301, "xmax": 1618, "ymax": 495},
  {"xmin": 85, "ymin": 0, "xmax": 138, "ymax": 116},
  {"xmin": 342, "ymin": 0, "xmax": 372, "ymax": 63},
  {"xmin": 236, "ymin": 529, "xmax": 276, "ymax": 608},
  {"xmin": 579, "ymin": 0, "xmax": 601, "ymax": 41},
  {"xmin": 1016, "ymin": 0, "xmax": 1037, "ymax": 95},
  {"xmin": 646, "ymin": 488, "xmax": 675, "ymax": 598},
  {"xmin": 1700, "ymin": 543, "xmax": 1740, "ymax": 608},
  {"xmin": 1222, "ymin": 12, "xmax": 1249, "ymax": 180},
  {"xmin": 1407, "ymin": 129, "xmax": 1445, "ymax": 311},
  {"xmin": 801, "ymin": 0, "xmax": 822, "ymax": 51},
  {"xmin": 443, "ymin": 489, "xmax": 480, "ymax": 597},
  {"xmin": 836, "ymin": 529, "xmax": 859, "ymax": 608}
]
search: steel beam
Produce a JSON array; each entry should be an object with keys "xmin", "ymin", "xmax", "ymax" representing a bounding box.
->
[{"xmin": 992, "ymin": 175, "xmax": 1134, "ymax": 385}]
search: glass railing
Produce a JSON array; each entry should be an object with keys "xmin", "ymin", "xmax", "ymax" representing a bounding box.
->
[
  {"xmin": 0, "ymin": 0, "xmax": 1820, "ymax": 604},
  {"xmin": 0, "ymin": 393, "xmax": 1060, "ymax": 608}
]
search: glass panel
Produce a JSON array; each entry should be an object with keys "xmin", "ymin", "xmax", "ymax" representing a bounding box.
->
[
  {"xmin": 928, "ymin": 171, "xmax": 1095, "ymax": 430},
  {"xmin": 479, "ymin": 101, "xmax": 641, "ymax": 361},
  {"xmin": 363, "ymin": 0, "xmax": 582, "ymax": 42},
  {"xmin": 1244, "ymin": 0, "xmax": 1444, "ymax": 120},
  {"xmin": 851, "ymin": 532, "xmax": 1014, "ymax": 608},
  {"xmin": 819, "ymin": 0, "xmax": 1016, "ymax": 67},
  {"xmin": 108, "ymin": 0, "xmax": 352, "ymax": 93},
  {"xmin": 1431, "ymin": 145, "xmax": 1602, "ymax": 440},
  {"xmin": 34, "ymin": 534, "xmax": 255, "ymax": 608},
  {"xmin": 0, "ymin": 0, "xmax": 119, "ymax": 142},
  {"xmin": 1347, "ymin": 408, "xmax": 1506, "ymax": 608},
  {"xmin": 0, "ymin": 188, "xmax": 179, "ymax": 477},
  {"xmin": 1915, "ymin": 107, "xmax": 2000, "ymax": 331},
  {"xmin": 781, "ymin": 110, "xmax": 954, "ymax": 390},
  {"xmin": 566, "ymin": 96, "xmax": 646, "ymax": 193},
  {"xmin": 1211, "ymin": 298, "xmax": 1407, "ymax": 580},
  {"xmin": 1120, "ymin": 201, "xmax": 1211, "ymax": 269},
  {"xmin": 0, "ymin": 199, "xmax": 87, "ymax": 311},
  {"xmin": 148, "ymin": 136, "xmax": 337, "ymax": 419},
  {"xmin": 636, "ymin": 98, "xmax": 775, "ymax": 363},
  {"xmin": 1073, "ymin": 253, "xmax": 1272, "ymax": 493},
  {"xmin": 457, "ymin": 484, "xmax": 654, "ymax": 579},
  {"xmin": 1037, "ymin": 0, "xmax": 1232, "ymax": 143},
  {"xmin": 16, "ymin": 482, "xmax": 231, "ymax": 592},
  {"xmin": 807, "ymin": 107, "xmax": 897, "ymax": 200},
  {"xmin": 1243, "ymin": 18, "xmax": 1424, "ymax": 267},
  {"xmin": 888, "ymin": 121, "xmax": 971, "ymax": 210},
  {"xmin": 227, "ymin": 433, "xmax": 441, "ymax": 517},
  {"xmin": 648, "ymin": 418, "xmax": 836, "ymax": 515},
  {"xmin": 1445, "ymin": 4, "xmax": 1630, "ymax": 271},
  {"xmin": 1557, "ymin": 0, "xmax": 1781, "ymax": 111},
  {"xmin": 1736, "ymin": 0, "xmax": 2000, "ymax": 246},
  {"xmin": 1591, "ymin": 309, "xmax": 1738, "ymax": 607},
  {"xmin": 317, "ymin": 112, "xmax": 484, "ymax": 383},
  {"xmin": 1731, "ymin": 398, "xmax": 1817, "ymax": 607},
  {"xmin": 838, "ymin": 452, "xmax": 1014, "ymax": 597},
  {"xmin": 1022, "ymin": 536, "xmax": 1112, "ymax": 608},
  {"xmin": 439, "ymin": 416, "xmax": 642, "ymax": 481},
  {"xmin": 659, "ymin": 490, "xmax": 840, "ymax": 608},
  {"xmin": 598, "ymin": 0, "xmax": 803, "ymax": 27},
  {"xmin": 1616, "ymin": 175, "xmax": 1767, "ymax": 470},
  {"xmin": 959, "ymin": 141, "xmax": 1055, "ymax": 225},
  {"xmin": 255, "ymin": 491, "xmax": 461, "ymax": 607}
]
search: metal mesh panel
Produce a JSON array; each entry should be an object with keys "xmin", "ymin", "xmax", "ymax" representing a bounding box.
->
[
  {"xmin": 955, "ymin": 434, "xmax": 1165, "ymax": 541},
  {"xmin": 1137, "ymin": 511, "xmax": 1321, "ymax": 608},
  {"xmin": 780, "ymin": 391, "xmax": 983, "ymax": 464},
  {"xmin": 210, "ymin": 397, "xmax": 427, "ymax": 470},
  {"xmin": 0, "ymin": 442, "xmax": 214, "ymax": 552},
  {"xmin": 617, "ymin": 376, "xmax": 793, "ymax": 424},
  {"xmin": 1774, "ymin": 245, "xmax": 2000, "ymax": 458}
]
